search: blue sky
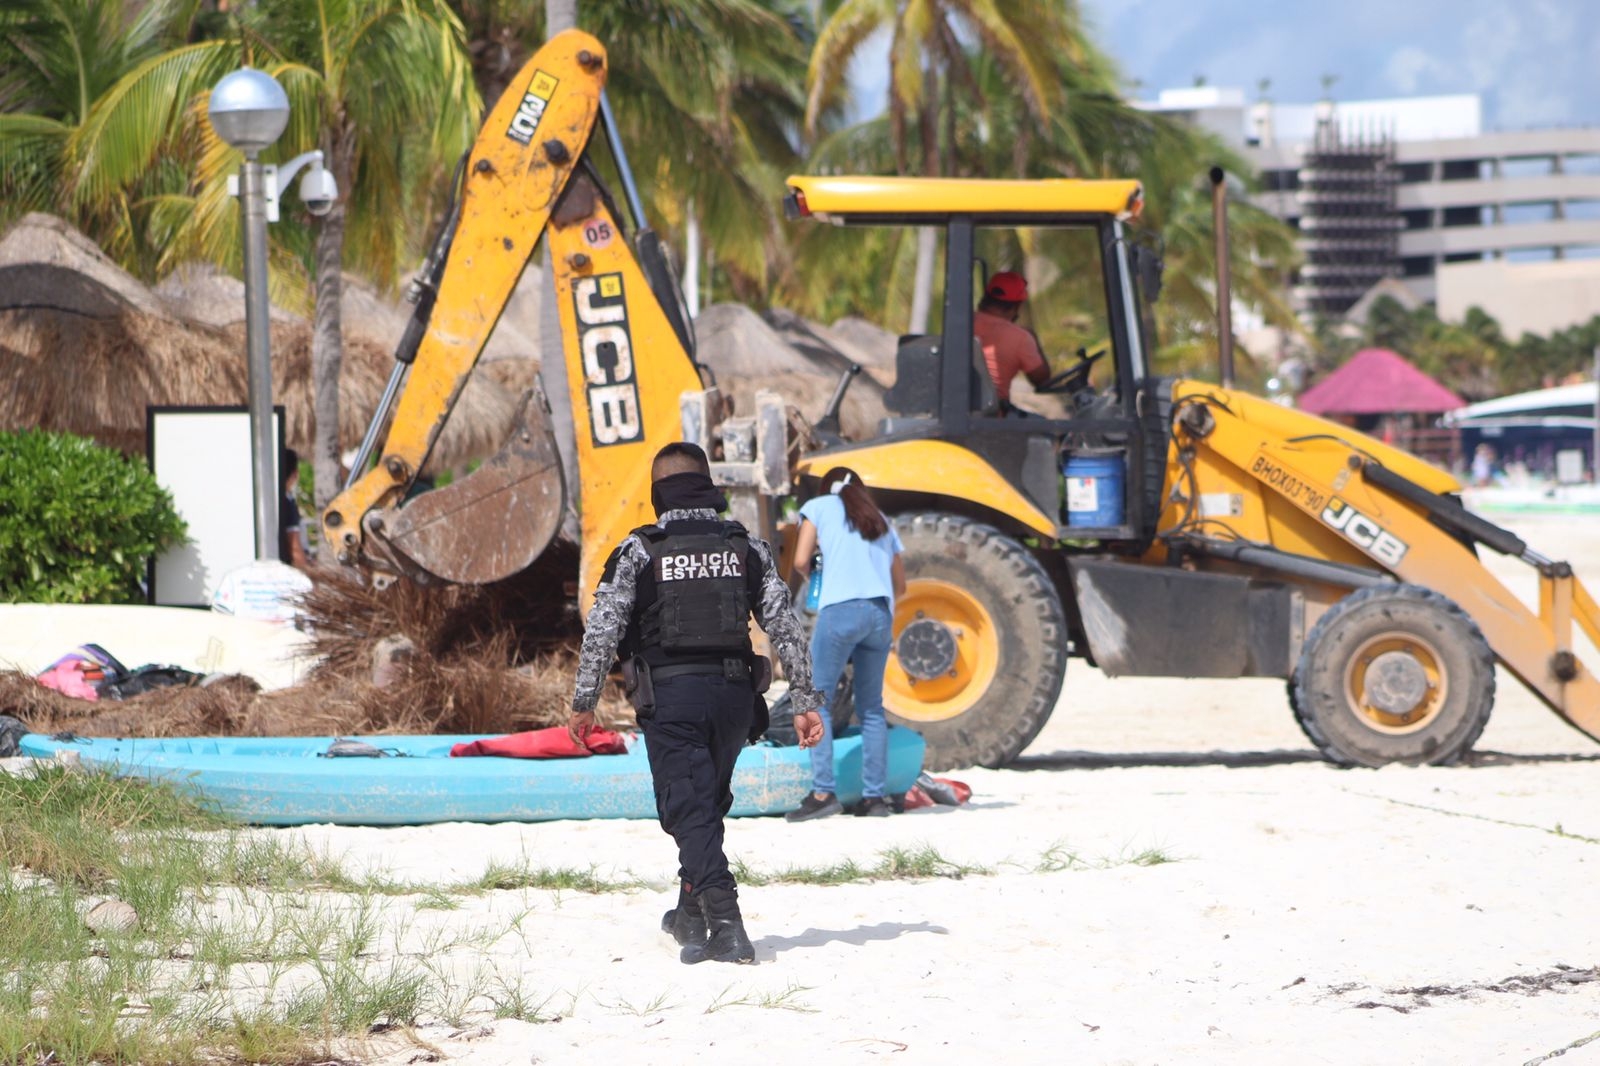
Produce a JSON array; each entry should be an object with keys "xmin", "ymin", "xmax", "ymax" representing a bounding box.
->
[{"xmin": 1081, "ymin": 0, "xmax": 1600, "ymax": 130}]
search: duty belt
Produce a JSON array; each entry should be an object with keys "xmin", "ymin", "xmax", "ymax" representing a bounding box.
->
[{"xmin": 650, "ymin": 658, "xmax": 751, "ymax": 684}]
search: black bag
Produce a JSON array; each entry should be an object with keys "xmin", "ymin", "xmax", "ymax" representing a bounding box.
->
[
  {"xmin": 0, "ymin": 715, "xmax": 27, "ymax": 758},
  {"xmin": 102, "ymin": 665, "xmax": 203, "ymax": 700}
]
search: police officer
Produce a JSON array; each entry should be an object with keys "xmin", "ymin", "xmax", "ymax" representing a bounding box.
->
[{"xmin": 569, "ymin": 442, "xmax": 824, "ymax": 964}]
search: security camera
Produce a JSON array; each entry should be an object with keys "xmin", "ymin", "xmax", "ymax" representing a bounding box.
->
[{"xmin": 298, "ymin": 166, "xmax": 338, "ymax": 216}]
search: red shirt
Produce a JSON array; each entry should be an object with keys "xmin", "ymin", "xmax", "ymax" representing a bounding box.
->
[{"xmin": 974, "ymin": 310, "xmax": 1046, "ymax": 403}]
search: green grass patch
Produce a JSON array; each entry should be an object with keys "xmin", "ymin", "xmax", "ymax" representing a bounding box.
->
[
  {"xmin": 705, "ymin": 982, "xmax": 818, "ymax": 1014},
  {"xmin": 735, "ymin": 844, "xmax": 990, "ymax": 887},
  {"xmin": 470, "ymin": 858, "xmax": 649, "ymax": 894},
  {"xmin": 1030, "ymin": 840, "xmax": 1180, "ymax": 873},
  {"xmin": 0, "ymin": 764, "xmax": 227, "ymax": 889}
]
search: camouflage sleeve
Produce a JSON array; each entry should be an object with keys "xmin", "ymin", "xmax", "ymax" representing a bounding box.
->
[
  {"xmin": 572, "ymin": 536, "xmax": 648, "ymax": 712},
  {"xmin": 748, "ymin": 537, "xmax": 823, "ymax": 715}
]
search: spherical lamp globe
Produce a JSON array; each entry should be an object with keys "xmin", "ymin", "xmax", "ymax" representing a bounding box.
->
[{"xmin": 208, "ymin": 68, "xmax": 289, "ymax": 155}]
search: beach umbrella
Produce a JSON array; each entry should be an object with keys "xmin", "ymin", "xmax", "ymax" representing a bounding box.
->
[{"xmin": 1298, "ymin": 348, "xmax": 1466, "ymax": 417}]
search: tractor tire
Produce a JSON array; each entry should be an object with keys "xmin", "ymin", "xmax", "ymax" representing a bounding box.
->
[
  {"xmin": 882, "ymin": 513, "xmax": 1068, "ymax": 770},
  {"xmin": 1291, "ymin": 584, "xmax": 1495, "ymax": 767}
]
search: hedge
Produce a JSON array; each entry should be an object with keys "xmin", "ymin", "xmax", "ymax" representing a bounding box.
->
[{"xmin": 0, "ymin": 430, "xmax": 187, "ymax": 604}]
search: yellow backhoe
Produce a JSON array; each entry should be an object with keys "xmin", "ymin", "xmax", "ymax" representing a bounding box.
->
[{"xmin": 324, "ymin": 30, "xmax": 1600, "ymax": 770}]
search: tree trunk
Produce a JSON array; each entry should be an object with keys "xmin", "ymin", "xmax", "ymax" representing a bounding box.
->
[
  {"xmin": 311, "ymin": 123, "xmax": 355, "ymax": 515},
  {"xmin": 546, "ymin": 0, "xmax": 577, "ymax": 33},
  {"xmin": 684, "ymin": 201, "xmax": 700, "ymax": 318},
  {"xmin": 907, "ymin": 67, "xmax": 941, "ymax": 335},
  {"xmin": 908, "ymin": 227, "xmax": 937, "ymax": 334}
]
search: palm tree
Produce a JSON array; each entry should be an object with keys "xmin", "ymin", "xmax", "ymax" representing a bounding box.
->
[
  {"xmin": 6, "ymin": 1, "xmax": 480, "ymax": 507},
  {"xmin": 0, "ymin": 0, "xmax": 209, "ymax": 276},
  {"xmin": 133, "ymin": 2, "xmax": 482, "ymax": 507},
  {"xmin": 804, "ymin": 0, "xmax": 1070, "ymax": 331}
]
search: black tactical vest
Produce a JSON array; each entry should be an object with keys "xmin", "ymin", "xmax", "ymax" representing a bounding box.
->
[{"xmin": 630, "ymin": 520, "xmax": 755, "ymax": 666}]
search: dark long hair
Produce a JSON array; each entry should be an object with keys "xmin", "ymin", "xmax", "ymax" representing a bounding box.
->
[{"xmin": 817, "ymin": 466, "xmax": 888, "ymax": 541}]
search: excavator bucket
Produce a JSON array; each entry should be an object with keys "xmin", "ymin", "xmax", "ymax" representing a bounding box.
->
[{"xmin": 375, "ymin": 388, "xmax": 566, "ymax": 585}]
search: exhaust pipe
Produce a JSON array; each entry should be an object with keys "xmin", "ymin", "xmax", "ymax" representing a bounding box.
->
[{"xmin": 1210, "ymin": 166, "xmax": 1234, "ymax": 389}]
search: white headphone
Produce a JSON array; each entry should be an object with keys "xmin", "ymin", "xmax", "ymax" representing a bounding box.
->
[{"xmin": 829, "ymin": 473, "xmax": 853, "ymax": 495}]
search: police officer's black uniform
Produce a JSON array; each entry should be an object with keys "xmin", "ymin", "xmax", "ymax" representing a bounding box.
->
[{"xmin": 572, "ymin": 469, "xmax": 821, "ymax": 964}]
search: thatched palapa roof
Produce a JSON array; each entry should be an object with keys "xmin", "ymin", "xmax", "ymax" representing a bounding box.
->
[
  {"xmin": 0, "ymin": 213, "xmax": 166, "ymax": 319},
  {"xmin": 695, "ymin": 303, "xmax": 889, "ymax": 439},
  {"xmin": 0, "ymin": 214, "xmax": 521, "ymax": 469}
]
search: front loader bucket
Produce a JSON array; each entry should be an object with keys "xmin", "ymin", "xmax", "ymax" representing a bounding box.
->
[{"xmin": 377, "ymin": 390, "xmax": 566, "ymax": 585}]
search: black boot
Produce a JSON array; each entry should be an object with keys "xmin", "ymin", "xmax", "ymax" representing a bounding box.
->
[
  {"xmin": 680, "ymin": 885, "xmax": 755, "ymax": 965},
  {"xmin": 661, "ymin": 881, "xmax": 707, "ymax": 947}
]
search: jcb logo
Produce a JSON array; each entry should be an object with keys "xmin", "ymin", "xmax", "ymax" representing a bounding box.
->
[
  {"xmin": 506, "ymin": 70, "xmax": 559, "ymax": 145},
  {"xmin": 574, "ymin": 273, "xmax": 642, "ymax": 446},
  {"xmin": 1322, "ymin": 498, "xmax": 1409, "ymax": 567}
]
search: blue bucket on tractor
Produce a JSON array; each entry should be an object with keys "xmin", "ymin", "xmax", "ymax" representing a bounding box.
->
[{"xmin": 1063, "ymin": 452, "xmax": 1125, "ymax": 527}]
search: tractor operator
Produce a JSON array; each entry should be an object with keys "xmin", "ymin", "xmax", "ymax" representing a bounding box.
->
[
  {"xmin": 568, "ymin": 442, "xmax": 824, "ymax": 965},
  {"xmin": 975, "ymin": 270, "xmax": 1051, "ymax": 414}
]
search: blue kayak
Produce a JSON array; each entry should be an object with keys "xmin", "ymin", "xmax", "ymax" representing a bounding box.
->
[{"xmin": 17, "ymin": 727, "xmax": 926, "ymax": 827}]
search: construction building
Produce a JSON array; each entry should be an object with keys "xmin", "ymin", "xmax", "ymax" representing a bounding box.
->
[{"xmin": 1141, "ymin": 87, "xmax": 1600, "ymax": 321}]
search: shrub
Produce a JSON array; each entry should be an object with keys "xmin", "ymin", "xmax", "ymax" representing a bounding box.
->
[{"xmin": 0, "ymin": 429, "xmax": 187, "ymax": 604}]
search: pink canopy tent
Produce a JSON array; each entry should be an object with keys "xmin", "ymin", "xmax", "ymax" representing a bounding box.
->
[{"xmin": 1297, "ymin": 348, "xmax": 1465, "ymax": 416}]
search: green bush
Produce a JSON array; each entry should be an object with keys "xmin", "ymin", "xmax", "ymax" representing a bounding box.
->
[{"xmin": 0, "ymin": 430, "xmax": 187, "ymax": 604}]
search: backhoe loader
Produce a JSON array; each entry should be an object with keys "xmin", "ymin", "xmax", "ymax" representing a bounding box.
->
[{"xmin": 324, "ymin": 30, "xmax": 1600, "ymax": 772}]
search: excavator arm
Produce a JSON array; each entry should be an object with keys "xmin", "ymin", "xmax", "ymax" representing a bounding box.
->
[
  {"xmin": 1170, "ymin": 383, "xmax": 1600, "ymax": 745},
  {"xmin": 321, "ymin": 31, "xmax": 703, "ymax": 604}
]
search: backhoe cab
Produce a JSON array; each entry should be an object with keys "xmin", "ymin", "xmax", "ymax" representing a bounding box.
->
[{"xmin": 782, "ymin": 174, "xmax": 1600, "ymax": 771}]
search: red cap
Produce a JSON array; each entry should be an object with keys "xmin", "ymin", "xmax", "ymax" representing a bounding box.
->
[{"xmin": 985, "ymin": 271, "xmax": 1028, "ymax": 303}]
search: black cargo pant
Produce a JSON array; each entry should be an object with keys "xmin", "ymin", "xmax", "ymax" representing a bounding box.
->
[{"xmin": 642, "ymin": 674, "xmax": 754, "ymax": 897}]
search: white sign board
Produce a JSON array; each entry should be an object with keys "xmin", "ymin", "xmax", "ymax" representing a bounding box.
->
[{"xmin": 147, "ymin": 406, "xmax": 284, "ymax": 608}]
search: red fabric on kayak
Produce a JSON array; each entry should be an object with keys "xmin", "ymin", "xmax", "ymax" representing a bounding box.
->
[{"xmin": 449, "ymin": 726, "xmax": 628, "ymax": 759}]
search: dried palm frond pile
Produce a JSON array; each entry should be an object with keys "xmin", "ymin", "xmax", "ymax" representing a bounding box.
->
[{"xmin": 2, "ymin": 541, "xmax": 632, "ymax": 740}]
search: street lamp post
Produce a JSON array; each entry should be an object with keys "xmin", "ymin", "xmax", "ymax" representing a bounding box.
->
[
  {"xmin": 208, "ymin": 69, "xmax": 338, "ymax": 561},
  {"xmin": 210, "ymin": 69, "xmax": 288, "ymax": 561}
]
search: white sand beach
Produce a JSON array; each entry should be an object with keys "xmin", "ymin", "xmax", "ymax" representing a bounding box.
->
[{"xmin": 227, "ymin": 511, "xmax": 1600, "ymax": 1066}]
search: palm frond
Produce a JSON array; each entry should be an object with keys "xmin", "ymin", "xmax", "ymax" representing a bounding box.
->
[
  {"xmin": 803, "ymin": 0, "xmax": 890, "ymax": 135},
  {"xmin": 66, "ymin": 40, "xmax": 236, "ymax": 211}
]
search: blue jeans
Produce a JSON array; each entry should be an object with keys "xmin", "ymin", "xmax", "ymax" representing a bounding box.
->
[{"xmin": 809, "ymin": 597, "xmax": 893, "ymax": 798}]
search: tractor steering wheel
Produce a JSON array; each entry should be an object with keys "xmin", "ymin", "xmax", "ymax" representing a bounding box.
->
[{"xmin": 1037, "ymin": 347, "xmax": 1108, "ymax": 395}]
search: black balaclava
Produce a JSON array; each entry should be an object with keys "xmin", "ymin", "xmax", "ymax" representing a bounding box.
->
[{"xmin": 651, "ymin": 471, "xmax": 727, "ymax": 516}]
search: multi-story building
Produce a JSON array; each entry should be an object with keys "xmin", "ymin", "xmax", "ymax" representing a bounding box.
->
[{"xmin": 1140, "ymin": 87, "xmax": 1600, "ymax": 319}]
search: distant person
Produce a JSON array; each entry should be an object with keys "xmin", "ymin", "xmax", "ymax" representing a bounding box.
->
[
  {"xmin": 974, "ymin": 271, "xmax": 1051, "ymax": 414},
  {"xmin": 786, "ymin": 466, "xmax": 906, "ymax": 822},
  {"xmin": 279, "ymin": 448, "xmax": 311, "ymax": 570},
  {"xmin": 1471, "ymin": 443, "xmax": 1497, "ymax": 487}
]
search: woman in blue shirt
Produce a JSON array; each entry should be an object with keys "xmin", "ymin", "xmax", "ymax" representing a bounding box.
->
[{"xmin": 786, "ymin": 466, "xmax": 906, "ymax": 820}]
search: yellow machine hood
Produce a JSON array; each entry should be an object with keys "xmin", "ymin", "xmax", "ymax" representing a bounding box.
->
[{"xmin": 1173, "ymin": 381, "xmax": 1464, "ymax": 495}]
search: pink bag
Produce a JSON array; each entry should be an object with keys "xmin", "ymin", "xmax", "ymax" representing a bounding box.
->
[{"xmin": 36, "ymin": 660, "xmax": 100, "ymax": 701}]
